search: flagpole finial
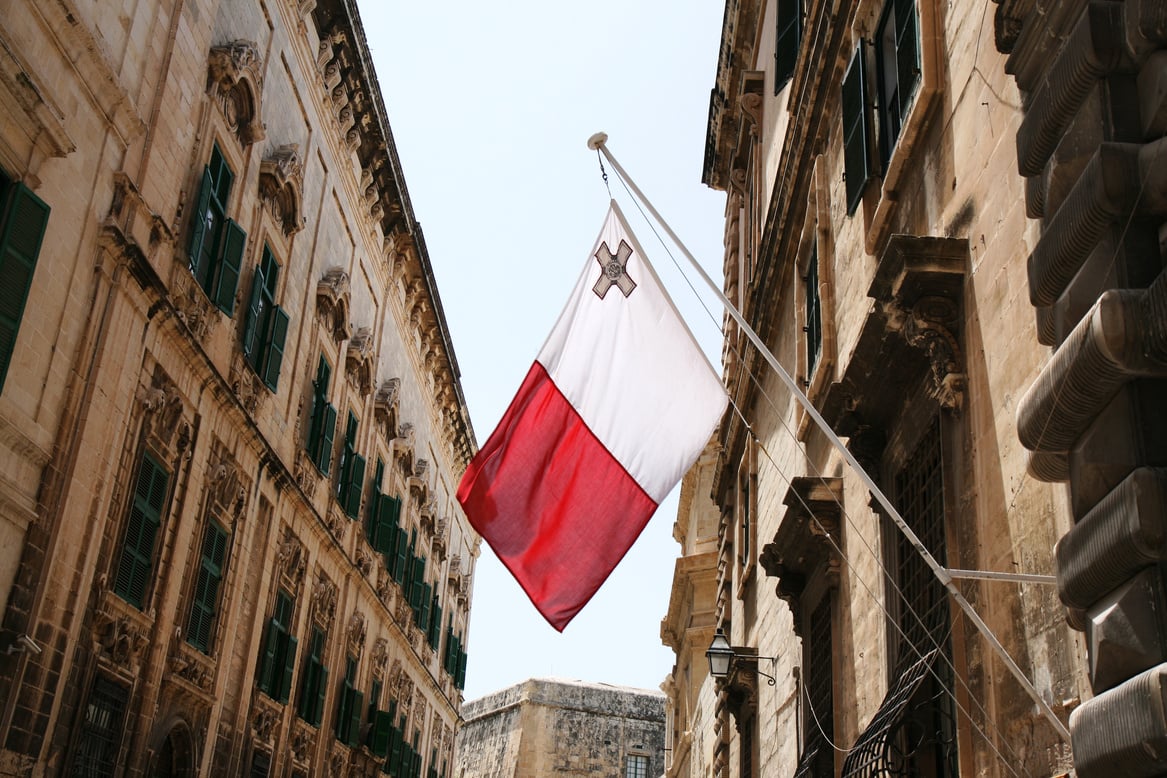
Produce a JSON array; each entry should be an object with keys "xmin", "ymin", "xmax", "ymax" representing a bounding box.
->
[{"xmin": 587, "ymin": 132, "xmax": 608, "ymax": 150}]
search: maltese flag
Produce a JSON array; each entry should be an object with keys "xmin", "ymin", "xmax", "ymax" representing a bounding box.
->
[{"xmin": 457, "ymin": 201, "xmax": 727, "ymax": 631}]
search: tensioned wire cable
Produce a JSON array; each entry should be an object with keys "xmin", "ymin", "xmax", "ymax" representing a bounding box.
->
[{"xmin": 601, "ymin": 161, "xmax": 1033, "ymax": 776}]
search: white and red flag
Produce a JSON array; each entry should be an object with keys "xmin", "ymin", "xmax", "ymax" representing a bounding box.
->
[{"xmin": 456, "ymin": 201, "xmax": 727, "ymax": 631}]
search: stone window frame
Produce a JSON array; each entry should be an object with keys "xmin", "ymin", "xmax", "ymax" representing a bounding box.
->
[
  {"xmin": 797, "ymin": 157, "xmax": 839, "ymax": 441},
  {"xmin": 735, "ymin": 435, "xmax": 759, "ymax": 594},
  {"xmin": 843, "ymin": 0, "xmax": 942, "ymax": 253}
]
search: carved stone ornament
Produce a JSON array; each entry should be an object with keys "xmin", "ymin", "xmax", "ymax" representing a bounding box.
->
[
  {"xmin": 276, "ymin": 527, "xmax": 307, "ymax": 586},
  {"xmin": 371, "ymin": 638, "xmax": 390, "ymax": 680},
  {"xmin": 375, "ymin": 379, "xmax": 401, "ymax": 442},
  {"xmin": 170, "ymin": 269, "xmax": 218, "ymax": 342},
  {"xmin": 259, "ymin": 145, "xmax": 305, "ymax": 236},
  {"xmin": 325, "ymin": 503, "xmax": 347, "ymax": 542},
  {"xmin": 294, "ymin": 449, "xmax": 320, "ymax": 501},
  {"xmin": 290, "ymin": 719, "xmax": 316, "ymax": 764},
  {"xmin": 169, "ymin": 641, "xmax": 216, "ymax": 694},
  {"xmin": 329, "ymin": 746, "xmax": 350, "ymax": 778},
  {"xmin": 387, "ymin": 659, "xmax": 404, "ymax": 694},
  {"xmin": 206, "ymin": 41, "xmax": 265, "ymax": 146},
  {"xmin": 93, "ymin": 606, "xmax": 150, "ymax": 668},
  {"xmin": 138, "ymin": 368, "xmax": 191, "ymax": 462},
  {"xmin": 251, "ymin": 693, "xmax": 282, "ymax": 744},
  {"xmin": 882, "ymin": 295, "xmax": 965, "ymax": 410},
  {"xmin": 394, "ymin": 423, "xmax": 415, "ymax": 470},
  {"xmin": 316, "ymin": 268, "xmax": 352, "ymax": 344},
  {"xmin": 312, "ymin": 574, "xmax": 338, "ymax": 628},
  {"xmin": 228, "ymin": 353, "xmax": 266, "ymax": 416},
  {"xmin": 355, "ymin": 547, "xmax": 373, "ymax": 579},
  {"xmin": 376, "ymin": 571, "xmax": 395, "ymax": 610},
  {"xmin": 345, "ymin": 328, "xmax": 375, "ymax": 397},
  {"xmin": 208, "ymin": 449, "xmax": 248, "ymax": 521},
  {"xmin": 347, "ymin": 611, "xmax": 367, "ymax": 657}
]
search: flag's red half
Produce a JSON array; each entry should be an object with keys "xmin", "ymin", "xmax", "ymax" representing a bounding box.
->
[{"xmin": 456, "ymin": 361, "xmax": 657, "ymax": 631}]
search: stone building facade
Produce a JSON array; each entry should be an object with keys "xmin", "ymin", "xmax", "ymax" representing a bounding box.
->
[
  {"xmin": 0, "ymin": 1, "xmax": 477, "ymax": 776},
  {"xmin": 455, "ymin": 678, "xmax": 665, "ymax": 778},
  {"xmin": 664, "ymin": 0, "xmax": 1167, "ymax": 775}
]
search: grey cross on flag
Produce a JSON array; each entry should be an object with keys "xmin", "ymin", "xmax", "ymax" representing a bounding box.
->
[{"xmin": 592, "ymin": 239, "xmax": 637, "ymax": 299}]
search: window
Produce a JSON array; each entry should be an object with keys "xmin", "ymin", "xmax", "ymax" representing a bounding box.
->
[
  {"xmin": 334, "ymin": 656, "xmax": 364, "ymax": 747},
  {"xmin": 805, "ymin": 242, "xmax": 822, "ymax": 378},
  {"xmin": 367, "ymin": 459, "xmax": 403, "ymax": 555},
  {"xmin": 0, "ymin": 173, "xmax": 50, "ymax": 392},
  {"xmin": 187, "ymin": 519, "xmax": 230, "ymax": 653},
  {"xmin": 248, "ymin": 750, "xmax": 271, "ymax": 778},
  {"xmin": 774, "ymin": 0, "xmax": 802, "ymax": 93},
  {"xmin": 336, "ymin": 411, "xmax": 366, "ymax": 518},
  {"xmin": 113, "ymin": 451, "xmax": 171, "ymax": 609},
  {"xmin": 188, "ymin": 144, "xmax": 245, "ymax": 314},
  {"xmin": 296, "ymin": 627, "xmax": 329, "ymax": 726},
  {"xmin": 256, "ymin": 589, "xmax": 298, "ymax": 703},
  {"xmin": 625, "ymin": 754, "xmax": 650, "ymax": 778},
  {"xmin": 841, "ymin": 42, "xmax": 872, "ymax": 215},
  {"xmin": 243, "ymin": 244, "xmax": 290, "ymax": 392},
  {"xmin": 370, "ymin": 697, "xmax": 396, "ymax": 759},
  {"xmin": 307, "ymin": 357, "xmax": 338, "ymax": 474},
  {"xmin": 795, "ymin": 596, "xmax": 835, "ymax": 777},
  {"xmin": 427, "ymin": 590, "xmax": 442, "ymax": 648},
  {"xmin": 875, "ymin": 0, "xmax": 921, "ymax": 168},
  {"xmin": 71, "ymin": 676, "xmax": 129, "ymax": 776}
]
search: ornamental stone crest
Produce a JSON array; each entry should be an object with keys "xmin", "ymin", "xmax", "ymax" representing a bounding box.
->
[
  {"xmin": 206, "ymin": 41, "xmax": 265, "ymax": 146},
  {"xmin": 259, "ymin": 145, "xmax": 305, "ymax": 236}
]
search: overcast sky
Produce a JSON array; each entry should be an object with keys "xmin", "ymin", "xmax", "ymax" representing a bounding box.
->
[{"xmin": 357, "ymin": 0, "xmax": 729, "ymax": 702}]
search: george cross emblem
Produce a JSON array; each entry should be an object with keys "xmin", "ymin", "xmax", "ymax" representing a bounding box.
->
[{"xmin": 592, "ymin": 239, "xmax": 637, "ymax": 299}]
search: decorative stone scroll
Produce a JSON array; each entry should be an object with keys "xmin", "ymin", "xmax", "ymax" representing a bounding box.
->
[
  {"xmin": 258, "ymin": 145, "xmax": 304, "ymax": 237},
  {"xmin": 316, "ymin": 268, "xmax": 352, "ymax": 345},
  {"xmin": 311, "ymin": 573, "xmax": 338, "ymax": 629},
  {"xmin": 138, "ymin": 367, "xmax": 192, "ymax": 464},
  {"xmin": 345, "ymin": 328, "xmax": 375, "ymax": 397},
  {"xmin": 347, "ymin": 611, "xmax": 367, "ymax": 658},
  {"xmin": 206, "ymin": 41, "xmax": 265, "ymax": 146},
  {"xmin": 374, "ymin": 379, "xmax": 401, "ymax": 443}
]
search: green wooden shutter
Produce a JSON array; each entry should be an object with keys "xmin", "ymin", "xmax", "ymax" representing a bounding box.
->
[
  {"xmin": 317, "ymin": 404, "xmax": 338, "ymax": 474},
  {"xmin": 335, "ymin": 679, "xmax": 352, "ymax": 741},
  {"xmin": 278, "ymin": 633, "xmax": 298, "ymax": 704},
  {"xmin": 347, "ymin": 689, "xmax": 364, "ymax": 747},
  {"xmin": 214, "ymin": 219, "xmax": 245, "ymax": 315},
  {"xmin": 188, "ymin": 521, "xmax": 228, "ymax": 652},
  {"xmin": 0, "ymin": 181, "xmax": 49, "ymax": 391},
  {"xmin": 187, "ymin": 168, "xmax": 213, "ymax": 278},
  {"xmin": 345, "ymin": 454, "xmax": 366, "ymax": 519},
  {"xmin": 313, "ymin": 665, "xmax": 329, "ymax": 726},
  {"xmin": 842, "ymin": 41, "xmax": 871, "ymax": 216},
  {"xmin": 455, "ymin": 648, "xmax": 467, "ymax": 690},
  {"xmin": 261, "ymin": 307, "xmax": 289, "ymax": 392},
  {"xmin": 258, "ymin": 618, "xmax": 282, "ymax": 694},
  {"xmin": 371, "ymin": 709, "xmax": 393, "ymax": 757},
  {"xmin": 895, "ymin": 0, "xmax": 921, "ymax": 122},
  {"xmin": 242, "ymin": 264, "xmax": 265, "ymax": 362},
  {"xmin": 418, "ymin": 582, "xmax": 432, "ymax": 633},
  {"xmin": 114, "ymin": 453, "xmax": 169, "ymax": 608},
  {"xmin": 370, "ymin": 494, "xmax": 391, "ymax": 553},
  {"xmin": 774, "ymin": 0, "xmax": 801, "ymax": 93},
  {"xmin": 410, "ymin": 558, "xmax": 425, "ymax": 612}
]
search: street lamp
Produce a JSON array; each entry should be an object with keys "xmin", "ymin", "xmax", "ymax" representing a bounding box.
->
[
  {"xmin": 706, "ymin": 630, "xmax": 734, "ymax": 678},
  {"xmin": 705, "ymin": 629, "xmax": 777, "ymax": 686}
]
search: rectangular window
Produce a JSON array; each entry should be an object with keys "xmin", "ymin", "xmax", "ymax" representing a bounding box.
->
[
  {"xmin": 243, "ymin": 245, "xmax": 290, "ymax": 392},
  {"xmin": 188, "ymin": 144, "xmax": 245, "ymax": 314},
  {"xmin": 187, "ymin": 519, "xmax": 230, "ymax": 653},
  {"xmin": 774, "ymin": 0, "xmax": 801, "ymax": 93},
  {"xmin": 371, "ymin": 698, "xmax": 396, "ymax": 759},
  {"xmin": 307, "ymin": 357, "xmax": 338, "ymax": 475},
  {"xmin": 625, "ymin": 754, "xmax": 649, "ymax": 778},
  {"xmin": 800, "ymin": 595, "xmax": 834, "ymax": 776},
  {"xmin": 334, "ymin": 656, "xmax": 364, "ymax": 747},
  {"xmin": 805, "ymin": 241, "xmax": 822, "ymax": 378},
  {"xmin": 257, "ymin": 589, "xmax": 298, "ymax": 704},
  {"xmin": 296, "ymin": 627, "xmax": 329, "ymax": 726},
  {"xmin": 71, "ymin": 676, "xmax": 129, "ymax": 776},
  {"xmin": 875, "ymin": 0, "xmax": 921, "ymax": 167},
  {"xmin": 841, "ymin": 42, "xmax": 872, "ymax": 216},
  {"xmin": 0, "ymin": 174, "xmax": 50, "ymax": 392},
  {"xmin": 113, "ymin": 451, "xmax": 170, "ymax": 609},
  {"xmin": 249, "ymin": 750, "xmax": 271, "ymax": 778},
  {"xmin": 336, "ymin": 411, "xmax": 366, "ymax": 519}
]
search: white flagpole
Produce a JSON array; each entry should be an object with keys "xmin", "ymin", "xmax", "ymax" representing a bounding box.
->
[{"xmin": 586, "ymin": 132, "xmax": 1072, "ymax": 744}]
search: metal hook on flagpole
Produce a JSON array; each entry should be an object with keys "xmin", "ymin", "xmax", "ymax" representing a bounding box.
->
[{"xmin": 589, "ymin": 132, "xmax": 613, "ymax": 198}]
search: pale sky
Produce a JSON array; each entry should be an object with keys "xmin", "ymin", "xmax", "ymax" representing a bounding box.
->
[{"xmin": 357, "ymin": 0, "xmax": 729, "ymax": 702}]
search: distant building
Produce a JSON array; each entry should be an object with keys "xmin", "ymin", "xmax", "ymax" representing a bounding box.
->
[
  {"xmin": 0, "ymin": 1, "xmax": 477, "ymax": 776},
  {"xmin": 456, "ymin": 678, "xmax": 665, "ymax": 778}
]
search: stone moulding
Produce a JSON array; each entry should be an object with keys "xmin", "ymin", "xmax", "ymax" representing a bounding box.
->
[
  {"xmin": 316, "ymin": 268, "xmax": 352, "ymax": 345},
  {"xmin": 206, "ymin": 40, "xmax": 265, "ymax": 146},
  {"xmin": 258, "ymin": 144, "xmax": 305, "ymax": 237}
]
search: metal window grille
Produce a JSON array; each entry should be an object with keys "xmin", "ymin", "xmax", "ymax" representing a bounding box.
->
[
  {"xmin": 625, "ymin": 754, "xmax": 649, "ymax": 778},
  {"xmin": 72, "ymin": 676, "xmax": 129, "ymax": 777},
  {"xmin": 801, "ymin": 596, "xmax": 834, "ymax": 777}
]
